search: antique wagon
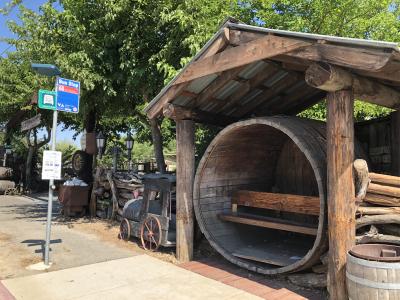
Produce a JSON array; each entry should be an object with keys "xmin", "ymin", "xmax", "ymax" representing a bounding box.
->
[{"xmin": 119, "ymin": 174, "xmax": 176, "ymax": 251}]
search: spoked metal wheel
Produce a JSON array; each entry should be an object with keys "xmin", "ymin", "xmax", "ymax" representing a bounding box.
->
[
  {"xmin": 119, "ymin": 218, "xmax": 131, "ymax": 241},
  {"xmin": 140, "ymin": 215, "xmax": 162, "ymax": 251}
]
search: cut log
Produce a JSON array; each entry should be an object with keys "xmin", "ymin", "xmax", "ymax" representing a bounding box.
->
[
  {"xmin": 369, "ymin": 172, "xmax": 400, "ymax": 187},
  {"xmin": 287, "ymin": 273, "xmax": 327, "ymax": 289},
  {"xmin": 368, "ymin": 183, "xmax": 400, "ymax": 198},
  {"xmin": 232, "ymin": 190, "xmax": 320, "ymax": 215},
  {"xmin": 356, "ymin": 233, "xmax": 400, "ymax": 245},
  {"xmin": 356, "ymin": 214, "xmax": 400, "ymax": 229},
  {"xmin": 305, "ymin": 62, "xmax": 400, "ymax": 109},
  {"xmin": 357, "ymin": 206, "xmax": 400, "ymax": 215},
  {"xmin": 364, "ymin": 193, "xmax": 400, "ymax": 206},
  {"xmin": 353, "ymin": 159, "xmax": 370, "ymax": 202}
]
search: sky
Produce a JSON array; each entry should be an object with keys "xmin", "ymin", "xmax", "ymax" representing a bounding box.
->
[{"xmin": 1, "ymin": 0, "xmax": 81, "ymax": 146}]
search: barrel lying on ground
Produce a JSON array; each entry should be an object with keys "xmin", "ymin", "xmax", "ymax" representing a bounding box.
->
[{"xmin": 194, "ymin": 116, "xmax": 364, "ymax": 275}]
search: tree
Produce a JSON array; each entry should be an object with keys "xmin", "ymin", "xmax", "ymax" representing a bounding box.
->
[{"xmin": 0, "ymin": 0, "xmax": 399, "ymax": 162}]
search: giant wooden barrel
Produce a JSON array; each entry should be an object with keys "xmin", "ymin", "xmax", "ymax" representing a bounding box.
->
[
  {"xmin": 347, "ymin": 251, "xmax": 400, "ymax": 299},
  {"xmin": 194, "ymin": 116, "xmax": 363, "ymax": 275}
]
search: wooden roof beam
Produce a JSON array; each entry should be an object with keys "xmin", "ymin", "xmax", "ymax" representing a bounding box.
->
[
  {"xmin": 173, "ymin": 35, "xmax": 311, "ymax": 85},
  {"xmin": 146, "ymin": 29, "xmax": 231, "ymax": 119},
  {"xmin": 305, "ymin": 62, "xmax": 400, "ymax": 109},
  {"xmin": 163, "ymin": 103, "xmax": 237, "ymax": 127},
  {"xmin": 230, "ymin": 30, "xmax": 393, "ymax": 73}
]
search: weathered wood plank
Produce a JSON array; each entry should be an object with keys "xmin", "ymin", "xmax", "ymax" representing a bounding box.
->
[
  {"xmin": 232, "ymin": 190, "xmax": 320, "ymax": 215},
  {"xmin": 326, "ymin": 89, "xmax": 355, "ymax": 300},
  {"xmin": 218, "ymin": 213, "xmax": 318, "ymax": 235},
  {"xmin": 369, "ymin": 172, "xmax": 400, "ymax": 187},
  {"xmin": 229, "ymin": 29, "xmax": 393, "ymax": 72},
  {"xmin": 174, "ymin": 35, "xmax": 311, "ymax": 85},
  {"xmin": 176, "ymin": 119, "xmax": 195, "ymax": 262}
]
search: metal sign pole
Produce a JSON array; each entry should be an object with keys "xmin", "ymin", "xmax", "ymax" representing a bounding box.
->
[{"xmin": 44, "ymin": 109, "xmax": 58, "ymax": 265}]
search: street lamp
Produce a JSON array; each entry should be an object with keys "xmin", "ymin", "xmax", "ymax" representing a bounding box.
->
[
  {"xmin": 31, "ymin": 63, "xmax": 60, "ymax": 267},
  {"xmin": 31, "ymin": 63, "xmax": 61, "ymax": 77},
  {"xmin": 96, "ymin": 132, "xmax": 105, "ymax": 159},
  {"xmin": 126, "ymin": 132, "xmax": 134, "ymax": 171}
]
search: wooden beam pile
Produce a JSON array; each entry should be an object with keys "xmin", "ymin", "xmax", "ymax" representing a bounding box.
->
[
  {"xmin": 93, "ymin": 168, "xmax": 143, "ymax": 219},
  {"xmin": 354, "ymin": 159, "xmax": 400, "ymax": 245}
]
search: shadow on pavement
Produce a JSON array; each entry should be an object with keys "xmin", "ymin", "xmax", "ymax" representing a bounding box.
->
[{"xmin": 21, "ymin": 239, "xmax": 63, "ymax": 259}]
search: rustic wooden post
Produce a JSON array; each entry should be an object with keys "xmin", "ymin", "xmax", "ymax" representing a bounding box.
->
[
  {"xmin": 326, "ymin": 90, "xmax": 355, "ymax": 300},
  {"xmin": 176, "ymin": 119, "xmax": 195, "ymax": 262}
]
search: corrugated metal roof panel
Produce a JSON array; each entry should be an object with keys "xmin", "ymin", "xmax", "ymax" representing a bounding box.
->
[
  {"xmin": 238, "ymin": 61, "xmax": 267, "ymax": 79},
  {"xmin": 215, "ymin": 81, "xmax": 241, "ymax": 100},
  {"xmin": 172, "ymin": 95, "xmax": 192, "ymax": 106},
  {"xmin": 186, "ymin": 74, "xmax": 218, "ymax": 94},
  {"xmin": 263, "ymin": 71, "xmax": 288, "ymax": 88}
]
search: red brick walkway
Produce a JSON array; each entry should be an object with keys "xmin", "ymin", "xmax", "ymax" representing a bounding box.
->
[
  {"xmin": 180, "ymin": 259, "xmax": 314, "ymax": 300},
  {"xmin": 0, "ymin": 281, "xmax": 15, "ymax": 300}
]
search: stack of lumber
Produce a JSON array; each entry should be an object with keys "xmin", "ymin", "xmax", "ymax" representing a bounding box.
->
[
  {"xmin": 354, "ymin": 159, "xmax": 400, "ymax": 245},
  {"xmin": 92, "ymin": 168, "xmax": 143, "ymax": 220},
  {"xmin": 94, "ymin": 181, "xmax": 112, "ymax": 219}
]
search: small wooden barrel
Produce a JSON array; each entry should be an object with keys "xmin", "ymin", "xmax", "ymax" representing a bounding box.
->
[{"xmin": 347, "ymin": 252, "xmax": 400, "ymax": 299}]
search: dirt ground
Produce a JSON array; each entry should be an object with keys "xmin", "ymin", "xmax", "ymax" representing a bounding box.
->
[
  {"xmin": 61, "ymin": 217, "xmax": 180, "ymax": 264},
  {"xmin": 0, "ymin": 195, "xmax": 326, "ymax": 299}
]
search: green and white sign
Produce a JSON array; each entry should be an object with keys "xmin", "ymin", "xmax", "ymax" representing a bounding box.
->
[{"xmin": 38, "ymin": 89, "xmax": 57, "ymax": 110}]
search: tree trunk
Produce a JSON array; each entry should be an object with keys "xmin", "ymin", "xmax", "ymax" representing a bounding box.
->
[
  {"xmin": 25, "ymin": 146, "xmax": 34, "ymax": 191},
  {"xmin": 84, "ymin": 109, "xmax": 96, "ymax": 183},
  {"xmin": 150, "ymin": 117, "xmax": 166, "ymax": 173}
]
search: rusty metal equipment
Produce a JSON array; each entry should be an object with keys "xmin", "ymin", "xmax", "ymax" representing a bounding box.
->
[
  {"xmin": 58, "ymin": 185, "xmax": 90, "ymax": 217},
  {"xmin": 119, "ymin": 174, "xmax": 176, "ymax": 251}
]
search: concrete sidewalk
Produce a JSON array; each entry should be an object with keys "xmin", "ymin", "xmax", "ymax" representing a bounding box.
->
[{"xmin": 2, "ymin": 255, "xmax": 261, "ymax": 300}]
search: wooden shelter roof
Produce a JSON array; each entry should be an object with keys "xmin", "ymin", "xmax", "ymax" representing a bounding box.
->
[{"xmin": 144, "ymin": 19, "xmax": 400, "ymax": 125}]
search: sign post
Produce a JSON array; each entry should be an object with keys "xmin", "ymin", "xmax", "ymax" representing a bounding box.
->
[
  {"xmin": 39, "ymin": 76, "xmax": 80, "ymax": 266},
  {"xmin": 44, "ymin": 109, "xmax": 59, "ymax": 266}
]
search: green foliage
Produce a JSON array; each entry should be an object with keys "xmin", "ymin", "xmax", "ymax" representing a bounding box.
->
[{"xmin": 0, "ymin": 0, "xmax": 399, "ymax": 157}]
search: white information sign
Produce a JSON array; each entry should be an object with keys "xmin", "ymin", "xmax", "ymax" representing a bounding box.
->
[{"xmin": 42, "ymin": 150, "xmax": 62, "ymax": 180}]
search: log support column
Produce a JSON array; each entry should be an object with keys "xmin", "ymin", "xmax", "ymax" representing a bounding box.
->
[
  {"xmin": 326, "ymin": 90, "xmax": 355, "ymax": 300},
  {"xmin": 176, "ymin": 119, "xmax": 195, "ymax": 262},
  {"xmin": 305, "ymin": 62, "xmax": 357, "ymax": 299}
]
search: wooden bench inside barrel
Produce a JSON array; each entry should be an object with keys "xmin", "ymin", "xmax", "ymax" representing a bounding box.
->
[{"xmin": 218, "ymin": 190, "xmax": 320, "ymax": 236}]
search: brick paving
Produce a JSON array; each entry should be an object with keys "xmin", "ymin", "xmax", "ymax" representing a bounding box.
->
[{"xmin": 180, "ymin": 259, "xmax": 325, "ymax": 300}]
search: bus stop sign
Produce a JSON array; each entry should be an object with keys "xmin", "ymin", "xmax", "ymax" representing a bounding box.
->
[{"xmin": 56, "ymin": 77, "xmax": 80, "ymax": 113}]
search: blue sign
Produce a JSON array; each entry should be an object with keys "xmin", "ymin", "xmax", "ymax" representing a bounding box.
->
[{"xmin": 56, "ymin": 77, "xmax": 80, "ymax": 113}]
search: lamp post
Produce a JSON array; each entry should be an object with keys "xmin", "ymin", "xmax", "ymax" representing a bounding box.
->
[
  {"xmin": 126, "ymin": 132, "xmax": 134, "ymax": 172},
  {"xmin": 112, "ymin": 145, "xmax": 119, "ymax": 172},
  {"xmin": 96, "ymin": 132, "xmax": 105, "ymax": 159},
  {"xmin": 31, "ymin": 63, "xmax": 61, "ymax": 266}
]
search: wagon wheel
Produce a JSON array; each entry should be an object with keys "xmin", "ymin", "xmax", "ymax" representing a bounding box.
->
[
  {"xmin": 140, "ymin": 215, "xmax": 162, "ymax": 251},
  {"xmin": 119, "ymin": 218, "xmax": 131, "ymax": 241}
]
